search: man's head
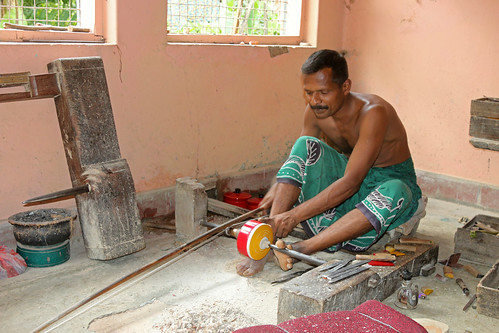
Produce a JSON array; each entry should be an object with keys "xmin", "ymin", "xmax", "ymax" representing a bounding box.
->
[
  {"xmin": 301, "ymin": 50, "xmax": 351, "ymax": 119},
  {"xmin": 301, "ymin": 49, "xmax": 349, "ymax": 87}
]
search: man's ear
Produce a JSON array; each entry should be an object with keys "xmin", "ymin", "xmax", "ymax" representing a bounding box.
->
[{"xmin": 342, "ymin": 79, "xmax": 352, "ymax": 95}]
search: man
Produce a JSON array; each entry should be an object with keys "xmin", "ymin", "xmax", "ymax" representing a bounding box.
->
[{"xmin": 236, "ymin": 49, "xmax": 422, "ymax": 277}]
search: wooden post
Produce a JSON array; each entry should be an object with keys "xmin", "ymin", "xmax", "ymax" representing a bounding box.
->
[{"xmin": 47, "ymin": 57, "xmax": 145, "ymax": 260}]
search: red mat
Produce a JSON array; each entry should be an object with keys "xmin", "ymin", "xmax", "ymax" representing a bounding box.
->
[{"xmin": 234, "ymin": 300, "xmax": 427, "ymax": 333}]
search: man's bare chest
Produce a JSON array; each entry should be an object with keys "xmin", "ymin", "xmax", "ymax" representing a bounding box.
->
[{"xmin": 319, "ymin": 120, "xmax": 357, "ymax": 155}]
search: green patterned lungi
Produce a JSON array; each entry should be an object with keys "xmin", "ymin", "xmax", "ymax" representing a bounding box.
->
[{"xmin": 276, "ymin": 136, "xmax": 422, "ymax": 252}]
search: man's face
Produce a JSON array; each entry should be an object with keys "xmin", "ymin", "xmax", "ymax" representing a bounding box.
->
[{"xmin": 301, "ymin": 68, "xmax": 348, "ymax": 119}]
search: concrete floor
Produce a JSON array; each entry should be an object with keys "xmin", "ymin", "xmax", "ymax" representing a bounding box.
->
[{"xmin": 0, "ymin": 198, "xmax": 498, "ymax": 333}]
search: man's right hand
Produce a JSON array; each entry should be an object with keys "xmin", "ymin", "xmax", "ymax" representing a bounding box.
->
[
  {"xmin": 258, "ymin": 182, "xmax": 277, "ymax": 212},
  {"xmin": 260, "ymin": 210, "xmax": 300, "ymax": 239}
]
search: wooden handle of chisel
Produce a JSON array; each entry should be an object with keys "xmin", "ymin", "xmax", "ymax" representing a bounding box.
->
[
  {"xmin": 463, "ymin": 265, "xmax": 484, "ymax": 278},
  {"xmin": 475, "ymin": 222, "xmax": 499, "ymax": 234},
  {"xmin": 443, "ymin": 265, "xmax": 454, "ymax": 278},
  {"xmin": 399, "ymin": 237, "xmax": 433, "ymax": 245},
  {"xmin": 356, "ymin": 253, "xmax": 396, "ymax": 261},
  {"xmin": 394, "ymin": 244, "xmax": 417, "ymax": 252}
]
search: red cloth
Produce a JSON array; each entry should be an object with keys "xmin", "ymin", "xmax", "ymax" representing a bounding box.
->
[
  {"xmin": 0, "ymin": 245, "xmax": 27, "ymax": 279},
  {"xmin": 234, "ymin": 300, "xmax": 427, "ymax": 333}
]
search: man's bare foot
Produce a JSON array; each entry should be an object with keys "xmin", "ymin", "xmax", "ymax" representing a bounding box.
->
[
  {"xmin": 273, "ymin": 239, "xmax": 294, "ymax": 271},
  {"xmin": 236, "ymin": 252, "xmax": 270, "ymax": 277}
]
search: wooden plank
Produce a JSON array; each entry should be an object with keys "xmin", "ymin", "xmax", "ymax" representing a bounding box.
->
[
  {"xmin": 469, "ymin": 116, "xmax": 499, "ymax": 141},
  {"xmin": 48, "ymin": 57, "xmax": 121, "ymax": 176},
  {"xmin": 470, "ymin": 137, "xmax": 499, "ymax": 152},
  {"xmin": 0, "ymin": 73, "xmax": 59, "ymax": 103},
  {"xmin": 471, "ymin": 98, "xmax": 499, "ymax": 118},
  {"xmin": 277, "ymin": 243, "xmax": 439, "ymax": 322},
  {"xmin": 0, "ymin": 71, "xmax": 30, "ymax": 88},
  {"xmin": 476, "ymin": 260, "xmax": 499, "ymax": 319},
  {"xmin": 207, "ymin": 197, "xmax": 249, "ymax": 218}
]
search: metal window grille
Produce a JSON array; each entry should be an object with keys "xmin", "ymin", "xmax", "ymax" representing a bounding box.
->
[
  {"xmin": 167, "ymin": 0, "xmax": 292, "ymax": 36},
  {"xmin": 0, "ymin": 0, "xmax": 81, "ymax": 28}
]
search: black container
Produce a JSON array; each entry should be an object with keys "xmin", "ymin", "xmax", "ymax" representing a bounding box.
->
[{"xmin": 8, "ymin": 208, "xmax": 76, "ymax": 246}]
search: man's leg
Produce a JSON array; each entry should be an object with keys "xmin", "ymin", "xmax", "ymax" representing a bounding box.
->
[
  {"xmin": 236, "ymin": 183, "xmax": 300, "ymax": 276},
  {"xmin": 291, "ymin": 208, "xmax": 373, "ymax": 255}
]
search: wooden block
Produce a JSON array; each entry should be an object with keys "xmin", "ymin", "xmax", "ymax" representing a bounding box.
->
[
  {"xmin": 454, "ymin": 215, "xmax": 499, "ymax": 266},
  {"xmin": 469, "ymin": 98, "xmax": 499, "ymax": 145},
  {"xmin": 47, "ymin": 57, "xmax": 145, "ymax": 260},
  {"xmin": 78, "ymin": 159, "xmax": 145, "ymax": 260},
  {"xmin": 175, "ymin": 177, "xmax": 208, "ymax": 243},
  {"xmin": 469, "ymin": 116, "xmax": 499, "ymax": 141},
  {"xmin": 476, "ymin": 259, "xmax": 499, "ymax": 319},
  {"xmin": 48, "ymin": 57, "xmax": 122, "ymax": 177},
  {"xmin": 277, "ymin": 243, "xmax": 439, "ymax": 323}
]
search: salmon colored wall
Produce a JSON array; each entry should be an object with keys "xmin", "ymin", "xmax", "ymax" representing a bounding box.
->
[
  {"xmin": 341, "ymin": 0, "xmax": 499, "ymax": 187},
  {"xmin": 0, "ymin": 1, "xmax": 342, "ymax": 219},
  {"xmin": 1, "ymin": 0, "xmax": 497, "ymax": 220}
]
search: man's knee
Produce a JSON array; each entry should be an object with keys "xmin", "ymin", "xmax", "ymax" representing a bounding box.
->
[{"xmin": 376, "ymin": 179, "xmax": 413, "ymax": 208}]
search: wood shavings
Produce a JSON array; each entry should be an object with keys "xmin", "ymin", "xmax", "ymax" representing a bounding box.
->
[{"xmin": 152, "ymin": 301, "xmax": 259, "ymax": 333}]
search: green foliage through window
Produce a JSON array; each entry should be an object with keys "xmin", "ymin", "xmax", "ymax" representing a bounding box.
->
[
  {"xmin": 167, "ymin": 0, "xmax": 291, "ymax": 36},
  {"xmin": 0, "ymin": 0, "xmax": 80, "ymax": 29}
]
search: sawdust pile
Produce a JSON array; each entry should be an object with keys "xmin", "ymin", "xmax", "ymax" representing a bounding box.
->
[{"xmin": 152, "ymin": 301, "xmax": 260, "ymax": 333}]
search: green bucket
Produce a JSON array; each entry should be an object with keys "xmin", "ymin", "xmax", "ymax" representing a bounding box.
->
[{"xmin": 16, "ymin": 240, "xmax": 70, "ymax": 267}]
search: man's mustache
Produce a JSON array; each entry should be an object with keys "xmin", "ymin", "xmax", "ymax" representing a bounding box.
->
[{"xmin": 310, "ymin": 104, "xmax": 329, "ymax": 110}]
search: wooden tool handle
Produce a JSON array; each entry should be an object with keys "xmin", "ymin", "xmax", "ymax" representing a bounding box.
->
[
  {"xmin": 355, "ymin": 253, "xmax": 396, "ymax": 261},
  {"xmin": 443, "ymin": 265, "xmax": 454, "ymax": 278},
  {"xmin": 463, "ymin": 265, "xmax": 484, "ymax": 278},
  {"xmin": 394, "ymin": 244, "xmax": 417, "ymax": 252},
  {"xmin": 399, "ymin": 237, "xmax": 433, "ymax": 245}
]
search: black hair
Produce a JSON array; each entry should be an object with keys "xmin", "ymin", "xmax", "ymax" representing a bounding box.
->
[{"xmin": 301, "ymin": 49, "xmax": 349, "ymax": 86}]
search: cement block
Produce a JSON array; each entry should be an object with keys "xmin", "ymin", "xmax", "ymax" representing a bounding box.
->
[
  {"xmin": 277, "ymin": 243, "xmax": 439, "ymax": 323},
  {"xmin": 175, "ymin": 177, "xmax": 208, "ymax": 243}
]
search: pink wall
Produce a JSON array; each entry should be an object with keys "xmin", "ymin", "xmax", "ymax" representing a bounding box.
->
[
  {"xmin": 0, "ymin": 0, "xmax": 497, "ymax": 219},
  {"xmin": 341, "ymin": 0, "xmax": 499, "ymax": 186}
]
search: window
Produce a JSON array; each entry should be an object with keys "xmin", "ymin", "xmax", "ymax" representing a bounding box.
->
[
  {"xmin": 167, "ymin": 0, "xmax": 305, "ymax": 45},
  {"xmin": 0, "ymin": 0, "xmax": 81, "ymax": 28},
  {"xmin": 0, "ymin": 0, "xmax": 103, "ymax": 42}
]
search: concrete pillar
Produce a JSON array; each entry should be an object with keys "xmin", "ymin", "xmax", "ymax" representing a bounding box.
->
[{"xmin": 175, "ymin": 177, "xmax": 208, "ymax": 243}]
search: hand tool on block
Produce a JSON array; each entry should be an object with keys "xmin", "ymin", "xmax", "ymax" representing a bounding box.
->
[
  {"xmin": 355, "ymin": 253, "xmax": 396, "ymax": 261},
  {"xmin": 320, "ymin": 260, "xmax": 371, "ymax": 282},
  {"xmin": 456, "ymin": 278, "xmax": 470, "ymax": 296},
  {"xmin": 319, "ymin": 258, "xmax": 352, "ymax": 272},
  {"xmin": 368, "ymin": 260, "xmax": 394, "ymax": 266},
  {"xmin": 31, "ymin": 207, "xmax": 264, "ymax": 333},
  {"xmin": 394, "ymin": 244, "xmax": 417, "ymax": 252},
  {"xmin": 321, "ymin": 260, "xmax": 371, "ymax": 284},
  {"xmin": 399, "ymin": 237, "xmax": 433, "ymax": 245},
  {"xmin": 229, "ymin": 220, "xmax": 327, "ymax": 267},
  {"xmin": 385, "ymin": 245, "xmax": 405, "ymax": 256}
]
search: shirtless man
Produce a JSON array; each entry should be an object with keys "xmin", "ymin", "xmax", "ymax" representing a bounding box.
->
[{"xmin": 236, "ymin": 49, "xmax": 422, "ymax": 277}]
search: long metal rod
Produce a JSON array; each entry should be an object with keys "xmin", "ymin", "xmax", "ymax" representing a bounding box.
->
[
  {"xmin": 269, "ymin": 243, "xmax": 327, "ymax": 267},
  {"xmin": 31, "ymin": 206, "xmax": 264, "ymax": 333}
]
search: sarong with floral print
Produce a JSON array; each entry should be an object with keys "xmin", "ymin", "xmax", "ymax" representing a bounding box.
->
[{"xmin": 276, "ymin": 136, "xmax": 422, "ymax": 252}]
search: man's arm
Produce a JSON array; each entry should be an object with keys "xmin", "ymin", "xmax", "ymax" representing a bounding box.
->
[
  {"xmin": 272, "ymin": 105, "xmax": 389, "ymax": 237},
  {"xmin": 300, "ymin": 105, "xmax": 322, "ymax": 137},
  {"xmin": 260, "ymin": 106, "xmax": 320, "ymax": 212}
]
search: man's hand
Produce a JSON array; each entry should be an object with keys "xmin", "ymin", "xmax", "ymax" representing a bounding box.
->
[
  {"xmin": 258, "ymin": 183, "xmax": 277, "ymax": 212},
  {"xmin": 260, "ymin": 211, "xmax": 300, "ymax": 239}
]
